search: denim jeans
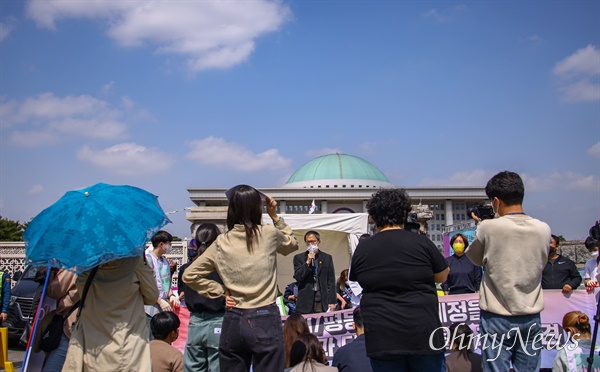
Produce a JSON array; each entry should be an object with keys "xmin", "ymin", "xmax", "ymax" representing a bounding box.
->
[
  {"xmin": 184, "ymin": 311, "xmax": 224, "ymax": 372},
  {"xmin": 42, "ymin": 332, "xmax": 69, "ymax": 372},
  {"xmin": 219, "ymin": 303, "xmax": 284, "ymax": 372},
  {"xmin": 479, "ymin": 310, "xmax": 542, "ymax": 372},
  {"xmin": 369, "ymin": 353, "xmax": 445, "ymax": 372}
]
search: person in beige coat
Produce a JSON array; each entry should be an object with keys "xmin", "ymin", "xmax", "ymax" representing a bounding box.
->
[
  {"xmin": 183, "ymin": 185, "xmax": 299, "ymax": 371},
  {"xmin": 62, "ymin": 256, "xmax": 159, "ymax": 372},
  {"xmin": 34, "ymin": 268, "xmax": 80, "ymax": 371}
]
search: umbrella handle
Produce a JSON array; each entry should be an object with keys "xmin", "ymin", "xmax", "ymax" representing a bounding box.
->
[{"xmin": 22, "ymin": 266, "xmax": 52, "ymax": 371}]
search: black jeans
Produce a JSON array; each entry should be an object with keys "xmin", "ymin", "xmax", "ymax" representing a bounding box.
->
[{"xmin": 219, "ymin": 303, "xmax": 284, "ymax": 372}]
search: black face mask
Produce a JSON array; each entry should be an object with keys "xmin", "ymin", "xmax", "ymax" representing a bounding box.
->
[{"xmin": 188, "ymin": 248, "xmax": 198, "ymax": 258}]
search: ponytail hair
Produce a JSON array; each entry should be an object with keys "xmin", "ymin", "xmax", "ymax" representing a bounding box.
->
[
  {"xmin": 562, "ymin": 311, "xmax": 592, "ymax": 340},
  {"xmin": 194, "ymin": 223, "xmax": 221, "ymax": 255}
]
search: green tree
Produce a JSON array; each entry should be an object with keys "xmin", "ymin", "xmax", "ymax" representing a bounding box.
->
[{"xmin": 0, "ymin": 216, "xmax": 26, "ymax": 241}]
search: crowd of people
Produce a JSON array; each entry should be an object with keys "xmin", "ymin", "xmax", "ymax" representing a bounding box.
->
[{"xmin": 7, "ymin": 174, "xmax": 600, "ymax": 372}]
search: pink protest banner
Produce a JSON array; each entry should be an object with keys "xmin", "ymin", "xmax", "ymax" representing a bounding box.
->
[
  {"xmin": 281, "ymin": 290, "xmax": 597, "ymax": 367},
  {"xmin": 173, "ymin": 290, "xmax": 597, "ymax": 367}
]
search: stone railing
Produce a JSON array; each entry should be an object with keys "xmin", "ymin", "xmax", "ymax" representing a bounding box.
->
[
  {"xmin": 557, "ymin": 240, "xmax": 588, "ymax": 267},
  {"xmin": 0, "ymin": 241, "xmax": 190, "ymax": 288}
]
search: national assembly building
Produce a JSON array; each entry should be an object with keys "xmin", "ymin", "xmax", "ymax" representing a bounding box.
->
[{"xmin": 185, "ymin": 153, "xmax": 486, "ymax": 252}]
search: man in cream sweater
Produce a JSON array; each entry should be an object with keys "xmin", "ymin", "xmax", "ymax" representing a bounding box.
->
[{"xmin": 466, "ymin": 171, "xmax": 551, "ymax": 372}]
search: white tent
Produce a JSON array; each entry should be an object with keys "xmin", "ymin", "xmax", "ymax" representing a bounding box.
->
[{"xmin": 262, "ymin": 213, "xmax": 369, "ymax": 294}]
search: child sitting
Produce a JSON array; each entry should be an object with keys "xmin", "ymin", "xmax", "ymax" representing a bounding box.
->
[{"xmin": 150, "ymin": 311, "xmax": 183, "ymax": 372}]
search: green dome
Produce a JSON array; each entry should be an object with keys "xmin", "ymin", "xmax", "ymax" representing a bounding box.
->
[{"xmin": 285, "ymin": 154, "xmax": 393, "ymax": 188}]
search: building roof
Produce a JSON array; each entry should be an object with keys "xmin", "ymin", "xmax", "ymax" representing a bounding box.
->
[{"xmin": 284, "ymin": 153, "xmax": 394, "ymax": 188}]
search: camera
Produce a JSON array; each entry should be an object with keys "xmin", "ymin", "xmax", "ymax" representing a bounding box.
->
[{"xmin": 467, "ymin": 204, "xmax": 495, "ymax": 220}]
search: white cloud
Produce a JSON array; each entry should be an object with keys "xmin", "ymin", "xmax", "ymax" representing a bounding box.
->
[
  {"xmin": 77, "ymin": 143, "xmax": 175, "ymax": 175},
  {"xmin": 419, "ymin": 169, "xmax": 493, "ymax": 187},
  {"xmin": 358, "ymin": 141, "xmax": 377, "ymax": 155},
  {"xmin": 560, "ymin": 78, "xmax": 600, "ymax": 102},
  {"xmin": 423, "ymin": 9, "xmax": 445, "ymax": 22},
  {"xmin": 186, "ymin": 136, "xmax": 292, "ymax": 172},
  {"xmin": 304, "ymin": 148, "xmax": 343, "ymax": 158},
  {"xmin": 527, "ymin": 35, "xmax": 541, "ymax": 43},
  {"xmin": 120, "ymin": 96, "xmax": 134, "ymax": 110},
  {"xmin": 26, "ymin": 0, "xmax": 291, "ymax": 72},
  {"xmin": 420, "ymin": 170, "xmax": 599, "ymax": 192},
  {"xmin": 423, "ymin": 5, "xmax": 467, "ymax": 22},
  {"xmin": 10, "ymin": 130, "xmax": 60, "ymax": 147},
  {"xmin": 0, "ymin": 98, "xmax": 18, "ymax": 129},
  {"xmin": 1, "ymin": 92, "xmax": 151, "ymax": 146},
  {"xmin": 554, "ymin": 45, "xmax": 600, "ymax": 77},
  {"xmin": 523, "ymin": 172, "xmax": 599, "ymax": 192},
  {"xmin": 588, "ymin": 141, "xmax": 600, "ymax": 157},
  {"xmin": 554, "ymin": 45, "xmax": 600, "ymax": 102},
  {"xmin": 26, "ymin": 185, "xmax": 44, "ymax": 195},
  {"xmin": 0, "ymin": 18, "xmax": 16, "ymax": 41},
  {"xmin": 565, "ymin": 174, "xmax": 600, "ymax": 190},
  {"xmin": 102, "ymin": 81, "xmax": 115, "ymax": 94}
]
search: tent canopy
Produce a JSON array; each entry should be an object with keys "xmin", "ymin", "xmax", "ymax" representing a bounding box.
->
[{"xmin": 262, "ymin": 213, "xmax": 369, "ymax": 295}]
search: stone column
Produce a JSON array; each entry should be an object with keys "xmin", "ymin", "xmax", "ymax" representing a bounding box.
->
[
  {"xmin": 321, "ymin": 200, "xmax": 328, "ymax": 214},
  {"xmin": 279, "ymin": 200, "xmax": 287, "ymax": 214},
  {"xmin": 445, "ymin": 200, "xmax": 454, "ymax": 226},
  {"xmin": 362, "ymin": 200, "xmax": 368, "ymax": 213}
]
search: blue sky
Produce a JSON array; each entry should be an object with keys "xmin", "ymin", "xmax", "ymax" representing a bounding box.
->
[{"xmin": 1, "ymin": 1, "xmax": 598, "ymax": 240}]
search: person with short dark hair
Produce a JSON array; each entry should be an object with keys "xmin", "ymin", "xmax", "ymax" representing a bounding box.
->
[
  {"xmin": 541, "ymin": 234, "xmax": 581, "ymax": 292},
  {"xmin": 442, "ymin": 233, "xmax": 482, "ymax": 295},
  {"xmin": 145, "ymin": 230, "xmax": 177, "ymax": 340},
  {"xmin": 466, "ymin": 171, "xmax": 551, "ymax": 372},
  {"xmin": 150, "ymin": 311, "xmax": 183, "ymax": 372},
  {"xmin": 350, "ymin": 188, "xmax": 449, "ymax": 371},
  {"xmin": 293, "ymin": 230, "xmax": 337, "ymax": 314},
  {"xmin": 283, "ymin": 281, "xmax": 299, "ymax": 315},
  {"xmin": 332, "ymin": 307, "xmax": 373, "ymax": 372}
]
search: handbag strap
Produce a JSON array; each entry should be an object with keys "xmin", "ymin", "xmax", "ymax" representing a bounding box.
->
[
  {"xmin": 65, "ymin": 300, "xmax": 80, "ymax": 318},
  {"xmin": 76, "ymin": 266, "xmax": 99, "ymax": 318}
]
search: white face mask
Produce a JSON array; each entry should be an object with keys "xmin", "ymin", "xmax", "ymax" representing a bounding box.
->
[
  {"xmin": 592, "ymin": 251, "xmax": 599, "ymax": 257},
  {"xmin": 306, "ymin": 244, "xmax": 319, "ymax": 253},
  {"xmin": 490, "ymin": 199, "xmax": 498, "ymax": 215},
  {"xmin": 165, "ymin": 243, "xmax": 173, "ymax": 254}
]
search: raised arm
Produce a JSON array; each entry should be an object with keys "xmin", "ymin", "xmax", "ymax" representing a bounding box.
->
[
  {"xmin": 465, "ymin": 228, "xmax": 485, "ymax": 266},
  {"xmin": 273, "ymin": 218, "xmax": 299, "ymax": 256}
]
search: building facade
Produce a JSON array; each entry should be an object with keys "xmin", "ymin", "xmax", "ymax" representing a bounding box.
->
[{"xmin": 186, "ymin": 154, "xmax": 488, "ymax": 250}]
